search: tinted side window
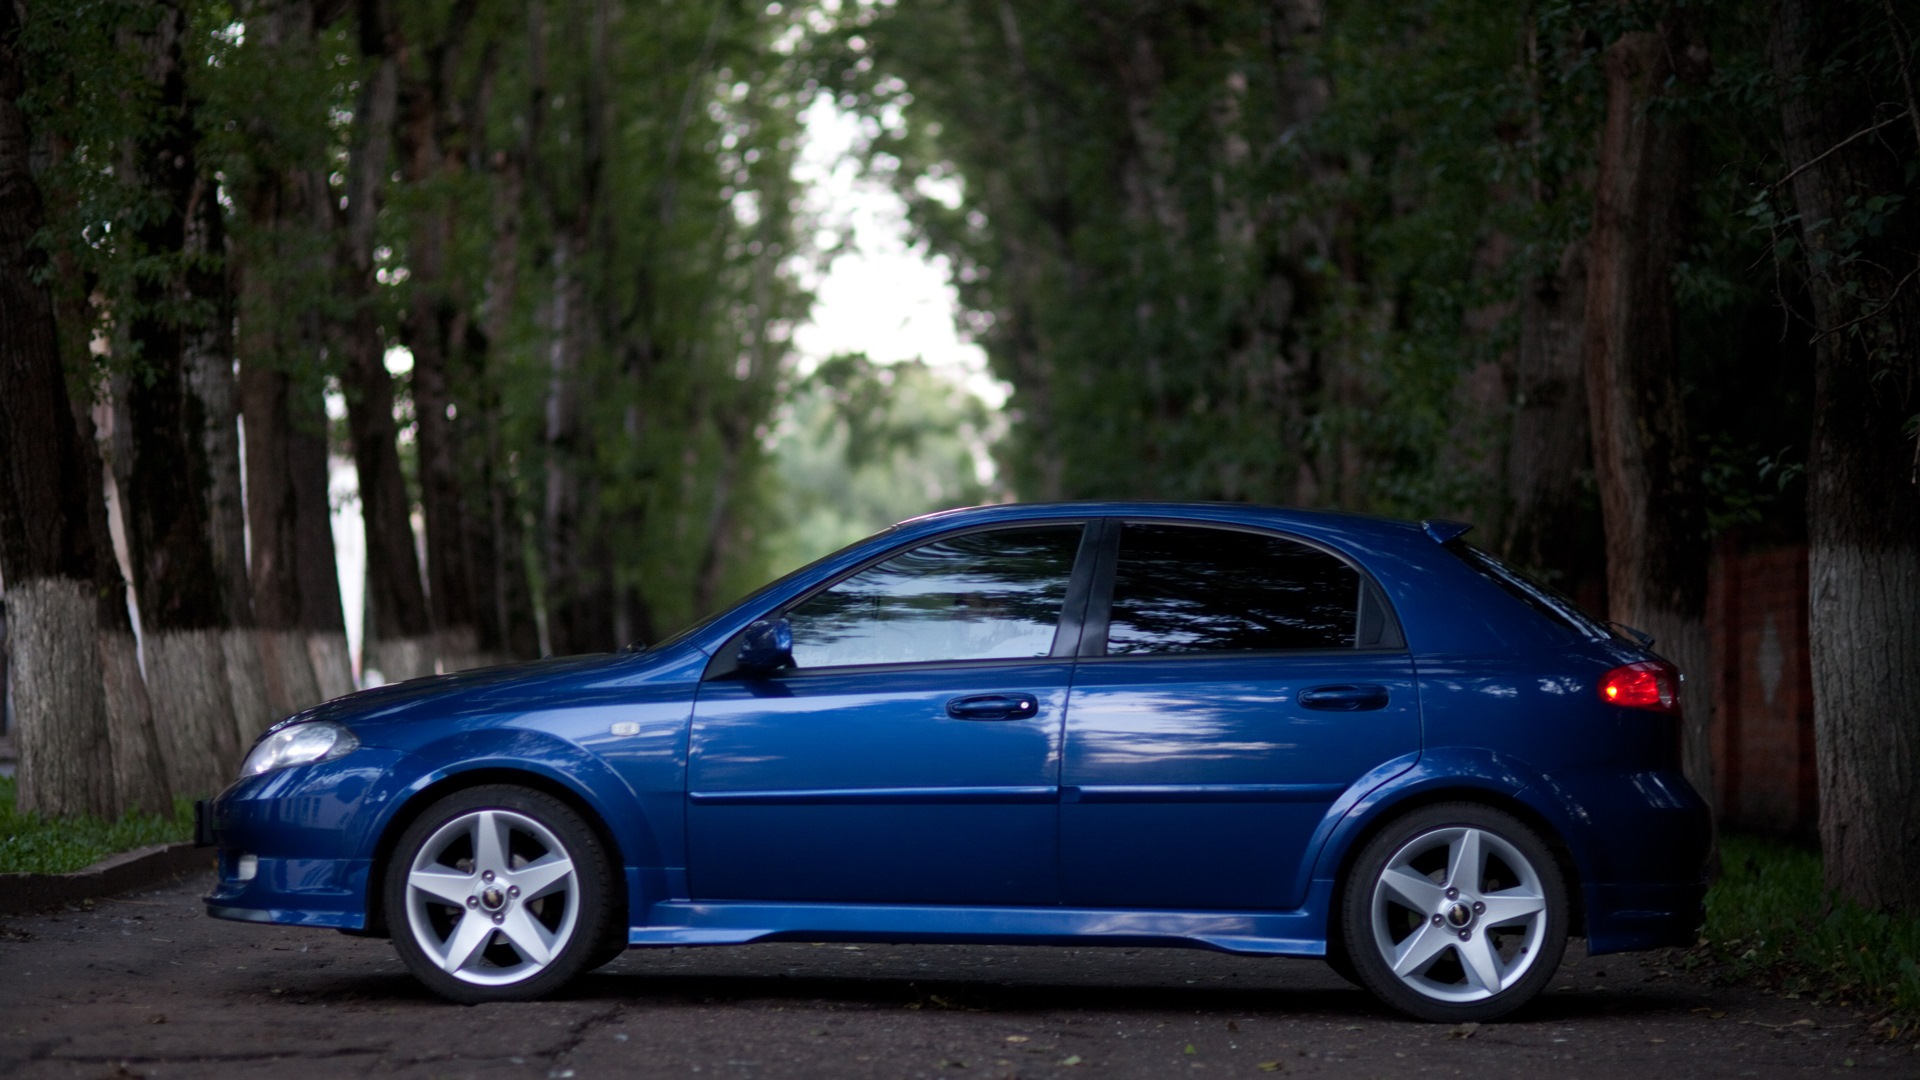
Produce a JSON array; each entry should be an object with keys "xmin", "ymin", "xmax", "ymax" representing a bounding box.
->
[
  {"xmin": 786, "ymin": 525, "xmax": 1083, "ymax": 668},
  {"xmin": 1105, "ymin": 524, "xmax": 1359, "ymax": 654},
  {"xmin": 1445, "ymin": 541, "xmax": 1606, "ymax": 640}
]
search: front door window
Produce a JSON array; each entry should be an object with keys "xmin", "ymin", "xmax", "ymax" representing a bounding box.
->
[{"xmin": 786, "ymin": 526, "xmax": 1082, "ymax": 668}]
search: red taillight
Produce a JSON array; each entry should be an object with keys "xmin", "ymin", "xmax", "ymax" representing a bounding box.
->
[{"xmin": 1599, "ymin": 661, "xmax": 1681, "ymax": 714}]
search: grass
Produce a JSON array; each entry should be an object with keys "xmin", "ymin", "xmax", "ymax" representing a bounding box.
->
[
  {"xmin": 0, "ymin": 775, "xmax": 195, "ymax": 875},
  {"xmin": 1700, "ymin": 832, "xmax": 1920, "ymax": 1035}
]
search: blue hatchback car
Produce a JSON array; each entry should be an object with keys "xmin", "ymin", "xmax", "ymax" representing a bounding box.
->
[{"xmin": 201, "ymin": 503, "xmax": 1710, "ymax": 1020}]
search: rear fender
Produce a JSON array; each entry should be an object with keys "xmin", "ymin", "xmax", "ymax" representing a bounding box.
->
[{"xmin": 1299, "ymin": 747, "xmax": 1596, "ymax": 906}]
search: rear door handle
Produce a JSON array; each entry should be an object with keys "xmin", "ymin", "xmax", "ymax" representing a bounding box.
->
[
  {"xmin": 1300, "ymin": 684, "xmax": 1390, "ymax": 712},
  {"xmin": 946, "ymin": 694, "xmax": 1039, "ymax": 721}
]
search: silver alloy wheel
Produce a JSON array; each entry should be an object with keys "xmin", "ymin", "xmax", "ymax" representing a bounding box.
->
[
  {"xmin": 1368, "ymin": 825, "xmax": 1550, "ymax": 1004},
  {"xmin": 402, "ymin": 808, "xmax": 581, "ymax": 986}
]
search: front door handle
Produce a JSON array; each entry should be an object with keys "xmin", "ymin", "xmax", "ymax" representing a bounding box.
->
[
  {"xmin": 1300, "ymin": 684, "xmax": 1390, "ymax": 712},
  {"xmin": 946, "ymin": 694, "xmax": 1039, "ymax": 721}
]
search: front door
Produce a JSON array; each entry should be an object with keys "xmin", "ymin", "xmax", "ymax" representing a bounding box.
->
[{"xmin": 688, "ymin": 523, "xmax": 1090, "ymax": 906}]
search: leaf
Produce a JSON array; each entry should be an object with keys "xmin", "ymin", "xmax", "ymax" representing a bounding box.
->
[
  {"xmin": 1005, "ymin": 1035, "xmax": 1030, "ymax": 1043},
  {"xmin": 1256, "ymin": 1063, "xmax": 1283, "ymax": 1073},
  {"xmin": 1185, "ymin": 1044, "xmax": 1197, "ymax": 1055},
  {"xmin": 1057, "ymin": 1055, "xmax": 1084, "ymax": 1067},
  {"xmin": 1447, "ymin": 1022, "xmax": 1479, "ymax": 1039}
]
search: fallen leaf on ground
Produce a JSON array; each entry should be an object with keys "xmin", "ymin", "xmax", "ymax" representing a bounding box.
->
[{"xmin": 1447, "ymin": 1022, "xmax": 1479, "ymax": 1039}]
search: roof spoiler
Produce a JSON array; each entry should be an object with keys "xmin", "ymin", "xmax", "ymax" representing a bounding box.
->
[{"xmin": 1421, "ymin": 519, "xmax": 1473, "ymax": 545}]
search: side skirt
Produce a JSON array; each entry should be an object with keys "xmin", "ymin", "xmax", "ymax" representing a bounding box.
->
[{"xmin": 627, "ymin": 883, "xmax": 1336, "ymax": 957}]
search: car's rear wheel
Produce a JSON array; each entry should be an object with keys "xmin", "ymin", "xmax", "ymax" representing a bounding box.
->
[
  {"xmin": 1341, "ymin": 802, "xmax": 1567, "ymax": 1022},
  {"xmin": 1323, "ymin": 931, "xmax": 1360, "ymax": 987},
  {"xmin": 384, "ymin": 785, "xmax": 612, "ymax": 1003}
]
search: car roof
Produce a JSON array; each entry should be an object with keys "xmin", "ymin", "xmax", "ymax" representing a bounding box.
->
[{"xmin": 897, "ymin": 500, "xmax": 1429, "ymax": 536}]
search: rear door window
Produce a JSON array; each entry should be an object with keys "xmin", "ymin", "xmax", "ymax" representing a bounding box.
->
[{"xmin": 1103, "ymin": 524, "xmax": 1364, "ymax": 654}]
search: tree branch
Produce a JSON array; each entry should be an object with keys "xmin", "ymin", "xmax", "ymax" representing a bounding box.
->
[
  {"xmin": 1771, "ymin": 111, "xmax": 1903, "ymax": 193},
  {"xmin": 1811, "ymin": 256, "xmax": 1920, "ymax": 344},
  {"xmin": 1881, "ymin": 0, "xmax": 1920, "ymax": 150}
]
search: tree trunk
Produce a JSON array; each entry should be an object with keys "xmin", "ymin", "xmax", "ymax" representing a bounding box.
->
[
  {"xmin": 0, "ymin": 2, "xmax": 119, "ymax": 818},
  {"xmin": 397, "ymin": 1, "xmax": 487, "ymax": 672},
  {"xmin": 237, "ymin": 352, "xmax": 328, "ymax": 715},
  {"xmin": 542, "ymin": 237, "xmax": 591, "ymax": 656},
  {"xmin": 80, "ymin": 401, "xmax": 172, "ymax": 818},
  {"xmin": 234, "ymin": 0, "xmax": 341, "ymax": 714},
  {"xmin": 1505, "ymin": 241, "xmax": 1604, "ymax": 602},
  {"xmin": 336, "ymin": 12, "xmax": 434, "ymax": 682},
  {"xmin": 1772, "ymin": 0, "xmax": 1920, "ymax": 914},
  {"xmin": 468, "ymin": 85, "xmax": 536, "ymax": 663},
  {"xmin": 114, "ymin": 0, "xmax": 243, "ymax": 797},
  {"xmin": 1582, "ymin": 19, "xmax": 1714, "ymax": 803},
  {"xmin": 178, "ymin": 185, "xmax": 276, "ymax": 745},
  {"xmin": 37, "ymin": 127, "xmax": 173, "ymax": 816}
]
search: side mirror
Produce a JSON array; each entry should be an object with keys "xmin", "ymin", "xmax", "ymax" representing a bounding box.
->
[{"xmin": 736, "ymin": 617, "xmax": 794, "ymax": 675}]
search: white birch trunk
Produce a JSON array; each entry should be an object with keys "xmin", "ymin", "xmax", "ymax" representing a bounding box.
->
[
  {"xmin": 7, "ymin": 578, "xmax": 116, "ymax": 818},
  {"xmin": 258, "ymin": 628, "xmax": 324, "ymax": 714},
  {"xmin": 223, "ymin": 628, "xmax": 277, "ymax": 746},
  {"xmin": 306, "ymin": 631, "xmax": 355, "ymax": 701},
  {"xmin": 97, "ymin": 626, "xmax": 172, "ymax": 816},
  {"xmin": 144, "ymin": 628, "xmax": 241, "ymax": 798},
  {"xmin": 365, "ymin": 633, "xmax": 437, "ymax": 686}
]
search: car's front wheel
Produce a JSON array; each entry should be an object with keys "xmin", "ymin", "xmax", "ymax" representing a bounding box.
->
[
  {"xmin": 384, "ymin": 785, "xmax": 613, "ymax": 1003},
  {"xmin": 1341, "ymin": 802, "xmax": 1568, "ymax": 1022}
]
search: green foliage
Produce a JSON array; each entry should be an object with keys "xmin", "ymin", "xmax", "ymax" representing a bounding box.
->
[
  {"xmin": 764, "ymin": 353, "xmax": 998, "ymax": 574},
  {"xmin": 15, "ymin": 0, "xmax": 823, "ymax": 649},
  {"xmin": 0, "ymin": 777, "xmax": 194, "ymax": 876},
  {"xmin": 822, "ymin": 0, "xmax": 1839, "ymax": 565},
  {"xmin": 1703, "ymin": 834, "xmax": 1920, "ymax": 1027}
]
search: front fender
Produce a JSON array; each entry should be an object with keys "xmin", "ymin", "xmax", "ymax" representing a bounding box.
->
[{"xmin": 360, "ymin": 728, "xmax": 673, "ymax": 932}]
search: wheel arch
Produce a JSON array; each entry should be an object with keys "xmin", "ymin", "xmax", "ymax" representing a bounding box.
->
[
  {"xmin": 359, "ymin": 766, "xmax": 630, "ymax": 939},
  {"xmin": 1311, "ymin": 755, "xmax": 1589, "ymax": 946},
  {"xmin": 1321, "ymin": 788, "xmax": 1584, "ymax": 938}
]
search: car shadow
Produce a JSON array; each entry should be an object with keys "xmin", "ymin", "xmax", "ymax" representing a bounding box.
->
[{"xmin": 262, "ymin": 946, "xmax": 1699, "ymax": 1026}]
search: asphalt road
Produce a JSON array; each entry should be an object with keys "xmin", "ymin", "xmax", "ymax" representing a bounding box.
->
[{"xmin": 0, "ymin": 874, "xmax": 1911, "ymax": 1078}]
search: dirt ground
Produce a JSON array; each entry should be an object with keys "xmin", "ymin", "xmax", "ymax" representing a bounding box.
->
[{"xmin": 0, "ymin": 873, "xmax": 1912, "ymax": 1079}]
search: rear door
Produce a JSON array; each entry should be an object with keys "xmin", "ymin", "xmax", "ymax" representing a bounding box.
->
[{"xmin": 1060, "ymin": 521, "xmax": 1419, "ymax": 911}]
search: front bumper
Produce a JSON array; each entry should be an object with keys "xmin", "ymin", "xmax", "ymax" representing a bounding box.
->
[{"xmin": 199, "ymin": 748, "xmax": 415, "ymax": 932}]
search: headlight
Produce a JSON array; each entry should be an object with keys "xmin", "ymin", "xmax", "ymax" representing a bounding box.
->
[{"xmin": 241, "ymin": 722, "xmax": 359, "ymax": 777}]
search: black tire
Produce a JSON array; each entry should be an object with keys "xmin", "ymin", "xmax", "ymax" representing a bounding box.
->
[
  {"xmin": 1340, "ymin": 802, "xmax": 1568, "ymax": 1022},
  {"xmin": 584, "ymin": 926, "xmax": 629, "ymax": 973},
  {"xmin": 1323, "ymin": 931, "xmax": 1361, "ymax": 987},
  {"xmin": 384, "ymin": 785, "xmax": 614, "ymax": 1004}
]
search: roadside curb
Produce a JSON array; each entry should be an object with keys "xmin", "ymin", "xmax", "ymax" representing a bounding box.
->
[{"xmin": 0, "ymin": 843, "xmax": 210, "ymax": 916}]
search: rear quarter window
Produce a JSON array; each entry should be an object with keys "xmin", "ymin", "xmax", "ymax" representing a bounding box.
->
[{"xmin": 1443, "ymin": 541, "xmax": 1610, "ymax": 641}]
